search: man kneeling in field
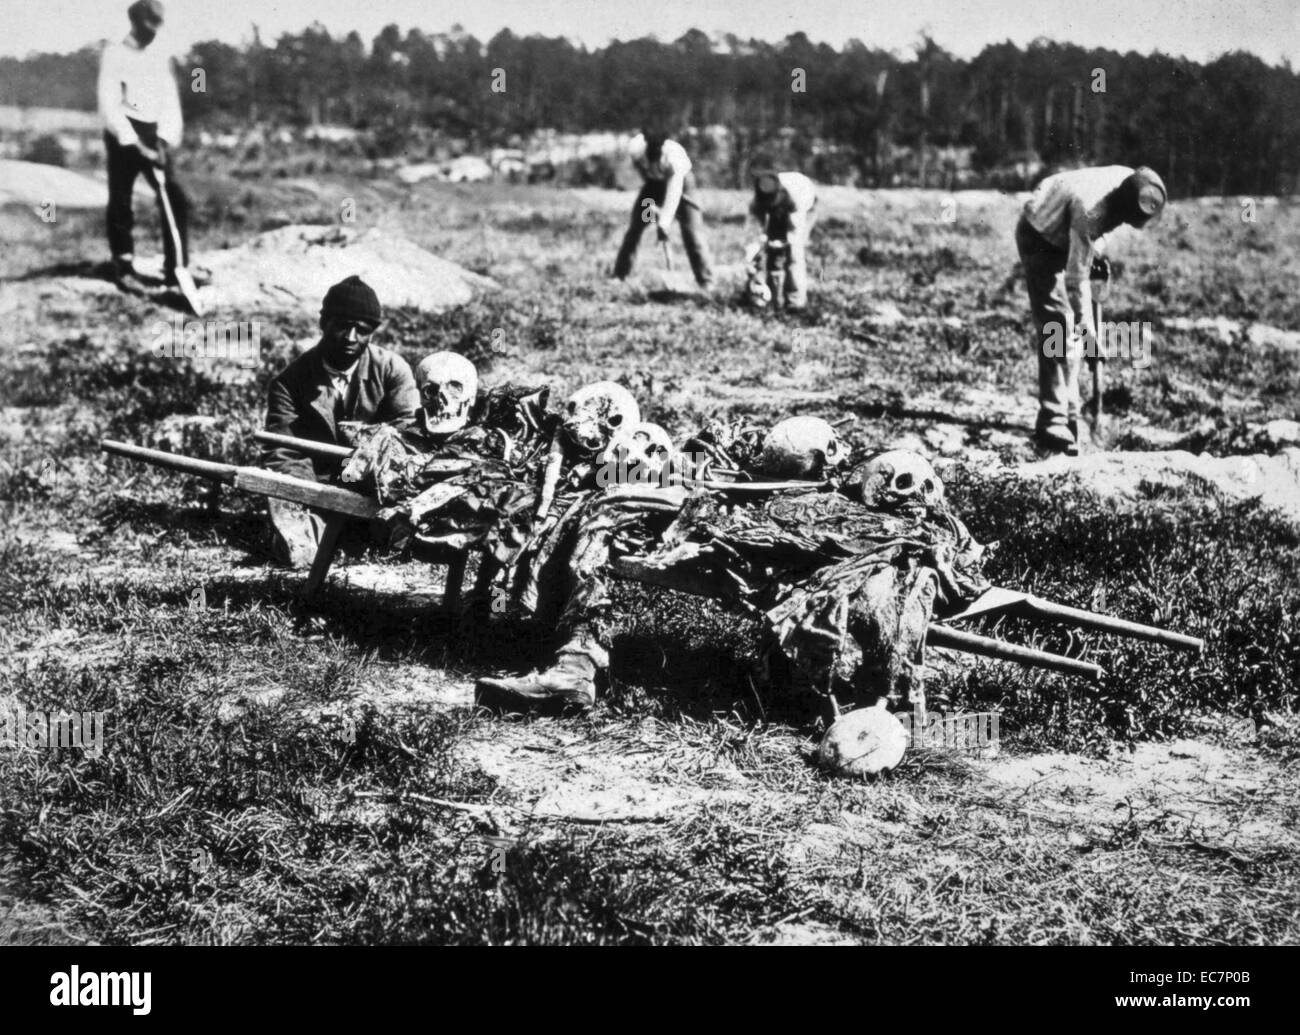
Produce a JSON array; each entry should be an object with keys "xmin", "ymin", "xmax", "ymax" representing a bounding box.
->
[{"xmin": 261, "ymin": 276, "xmax": 418, "ymax": 567}]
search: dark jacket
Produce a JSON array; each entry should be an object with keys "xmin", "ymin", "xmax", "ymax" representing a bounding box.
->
[{"xmin": 263, "ymin": 342, "xmax": 419, "ymax": 480}]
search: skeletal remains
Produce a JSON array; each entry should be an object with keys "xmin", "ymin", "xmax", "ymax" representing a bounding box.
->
[
  {"xmin": 599, "ymin": 420, "xmax": 677, "ymax": 489},
  {"xmin": 758, "ymin": 415, "xmax": 845, "ymax": 480},
  {"xmin": 844, "ymin": 449, "xmax": 945, "ymax": 510},
  {"xmin": 537, "ymin": 380, "xmax": 641, "ymax": 517},
  {"xmin": 101, "ymin": 351, "xmax": 1205, "ymax": 777},
  {"xmin": 414, "ymin": 351, "xmax": 479, "ymax": 436}
]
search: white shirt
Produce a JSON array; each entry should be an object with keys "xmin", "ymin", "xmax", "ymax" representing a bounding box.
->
[
  {"xmin": 1024, "ymin": 165, "xmax": 1132, "ymax": 333},
  {"xmin": 321, "ymin": 358, "xmax": 360, "ymax": 400},
  {"xmin": 775, "ymin": 172, "xmax": 816, "ymax": 213},
  {"xmin": 751, "ymin": 171, "xmax": 817, "ymax": 223},
  {"xmin": 629, "ymin": 137, "xmax": 692, "ymax": 182},
  {"xmin": 97, "ymin": 34, "xmax": 183, "ymax": 144},
  {"xmin": 1024, "ymin": 166, "xmax": 1132, "ymax": 274}
]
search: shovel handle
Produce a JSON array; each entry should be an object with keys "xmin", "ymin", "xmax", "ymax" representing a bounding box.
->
[{"xmin": 1023, "ymin": 596, "xmax": 1204, "ymax": 652}]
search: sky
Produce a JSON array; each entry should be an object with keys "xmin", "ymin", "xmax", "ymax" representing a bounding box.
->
[{"xmin": 4, "ymin": 0, "xmax": 1296, "ymax": 65}]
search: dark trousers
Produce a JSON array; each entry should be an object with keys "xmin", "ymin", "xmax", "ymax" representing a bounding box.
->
[
  {"xmin": 762, "ymin": 203, "xmax": 816, "ymax": 309},
  {"xmin": 614, "ymin": 175, "xmax": 714, "ymax": 287},
  {"xmin": 1015, "ymin": 214, "xmax": 1079, "ymax": 430},
  {"xmin": 105, "ymin": 121, "xmax": 189, "ymax": 272}
]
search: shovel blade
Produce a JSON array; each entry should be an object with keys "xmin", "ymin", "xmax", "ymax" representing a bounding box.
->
[{"xmin": 172, "ymin": 267, "xmax": 203, "ymax": 316}]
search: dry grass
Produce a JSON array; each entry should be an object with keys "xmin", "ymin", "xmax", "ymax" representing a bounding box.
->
[{"xmin": 1, "ymin": 165, "xmax": 1298, "ymax": 943}]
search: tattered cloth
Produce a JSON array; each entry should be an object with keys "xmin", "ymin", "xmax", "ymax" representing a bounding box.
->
[
  {"xmin": 680, "ymin": 417, "xmax": 771, "ymax": 478},
  {"xmin": 340, "ymin": 383, "xmax": 680, "ymax": 627},
  {"xmin": 340, "ymin": 385, "xmax": 555, "ymax": 564},
  {"xmin": 633, "ymin": 487, "xmax": 990, "ymax": 701},
  {"xmin": 508, "ymin": 486, "xmax": 685, "ymax": 632}
]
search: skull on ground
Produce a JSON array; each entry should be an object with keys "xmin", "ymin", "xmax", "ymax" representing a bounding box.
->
[
  {"xmin": 563, "ymin": 381, "xmax": 641, "ymax": 457},
  {"xmin": 758, "ymin": 416, "xmax": 845, "ymax": 480},
  {"xmin": 414, "ymin": 352, "xmax": 478, "ymax": 435},
  {"xmin": 842, "ymin": 450, "xmax": 944, "ymax": 510},
  {"xmin": 599, "ymin": 421, "xmax": 675, "ymax": 488}
]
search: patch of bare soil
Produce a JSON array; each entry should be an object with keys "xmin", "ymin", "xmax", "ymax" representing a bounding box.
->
[
  {"xmin": 980, "ymin": 738, "xmax": 1295, "ymax": 852},
  {"xmin": 453, "ymin": 718, "xmax": 782, "ymax": 825},
  {"xmin": 28, "ymin": 223, "xmax": 500, "ymax": 317},
  {"xmin": 194, "ymin": 224, "xmax": 499, "ymax": 315},
  {"xmin": 751, "ymin": 920, "xmax": 861, "ymax": 945},
  {"xmin": 0, "ymin": 886, "xmax": 95, "ymax": 946},
  {"xmin": 0, "ymin": 630, "xmax": 126, "ymax": 675},
  {"xmin": 1015, "ymin": 447, "xmax": 1300, "ymax": 525},
  {"xmin": 0, "ymin": 159, "xmax": 151, "ymax": 210},
  {"xmin": 1162, "ymin": 315, "xmax": 1300, "ymax": 352}
]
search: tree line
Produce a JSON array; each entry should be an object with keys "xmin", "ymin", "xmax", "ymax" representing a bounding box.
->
[{"xmin": 3, "ymin": 25, "xmax": 1298, "ymax": 194}]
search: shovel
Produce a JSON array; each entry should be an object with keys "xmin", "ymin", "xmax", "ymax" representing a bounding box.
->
[
  {"xmin": 152, "ymin": 157, "xmax": 202, "ymax": 316},
  {"xmin": 1087, "ymin": 278, "xmax": 1108, "ymax": 445},
  {"xmin": 943, "ymin": 586, "xmax": 1204, "ymax": 652}
]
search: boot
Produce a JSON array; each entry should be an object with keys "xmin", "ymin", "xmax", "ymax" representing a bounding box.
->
[
  {"xmin": 1034, "ymin": 422, "xmax": 1076, "ymax": 455},
  {"xmin": 111, "ymin": 254, "xmax": 154, "ymax": 294},
  {"xmin": 267, "ymin": 499, "xmax": 324, "ymax": 569},
  {"xmin": 476, "ymin": 643, "xmax": 605, "ymax": 710}
]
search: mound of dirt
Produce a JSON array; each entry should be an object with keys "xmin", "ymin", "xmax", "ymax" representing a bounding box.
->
[
  {"xmin": 1016, "ymin": 447, "xmax": 1300, "ymax": 525},
  {"xmin": 0, "ymin": 159, "xmax": 150, "ymax": 209},
  {"xmin": 194, "ymin": 224, "xmax": 498, "ymax": 314}
]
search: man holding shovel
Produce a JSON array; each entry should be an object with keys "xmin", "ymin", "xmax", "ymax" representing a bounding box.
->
[
  {"xmin": 1015, "ymin": 165, "xmax": 1165, "ymax": 453},
  {"xmin": 613, "ymin": 129, "xmax": 714, "ymax": 290},
  {"xmin": 750, "ymin": 170, "xmax": 818, "ymax": 312},
  {"xmin": 97, "ymin": 0, "xmax": 198, "ymax": 300}
]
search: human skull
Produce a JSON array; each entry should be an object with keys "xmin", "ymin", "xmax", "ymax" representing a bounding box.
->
[
  {"xmin": 843, "ymin": 450, "xmax": 944, "ymax": 510},
  {"xmin": 816, "ymin": 703, "xmax": 908, "ymax": 777},
  {"xmin": 563, "ymin": 381, "xmax": 640, "ymax": 456},
  {"xmin": 757, "ymin": 416, "xmax": 844, "ymax": 480},
  {"xmin": 414, "ymin": 352, "xmax": 478, "ymax": 435},
  {"xmin": 599, "ymin": 421, "xmax": 675, "ymax": 488}
]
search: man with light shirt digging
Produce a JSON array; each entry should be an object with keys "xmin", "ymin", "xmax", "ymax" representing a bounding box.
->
[{"xmin": 1016, "ymin": 165, "xmax": 1166, "ymax": 453}]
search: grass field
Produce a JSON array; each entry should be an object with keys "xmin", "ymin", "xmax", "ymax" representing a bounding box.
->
[{"xmin": 1, "ymin": 165, "xmax": 1298, "ymax": 944}]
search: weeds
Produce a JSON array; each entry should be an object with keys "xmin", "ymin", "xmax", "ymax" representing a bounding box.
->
[{"xmin": 1, "ymin": 180, "xmax": 1297, "ymax": 944}]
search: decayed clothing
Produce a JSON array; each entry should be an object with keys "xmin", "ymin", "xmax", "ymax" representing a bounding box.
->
[
  {"xmin": 342, "ymin": 391, "xmax": 678, "ymax": 640},
  {"xmin": 640, "ymin": 488, "xmax": 988, "ymax": 704},
  {"xmin": 491, "ymin": 478, "xmax": 986, "ymax": 707},
  {"xmin": 341, "ymin": 400, "xmax": 988, "ymax": 704},
  {"xmin": 680, "ymin": 417, "xmax": 769, "ymax": 480},
  {"xmin": 508, "ymin": 487, "xmax": 684, "ymax": 641},
  {"xmin": 343, "ymin": 386, "xmax": 557, "ymax": 564}
]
